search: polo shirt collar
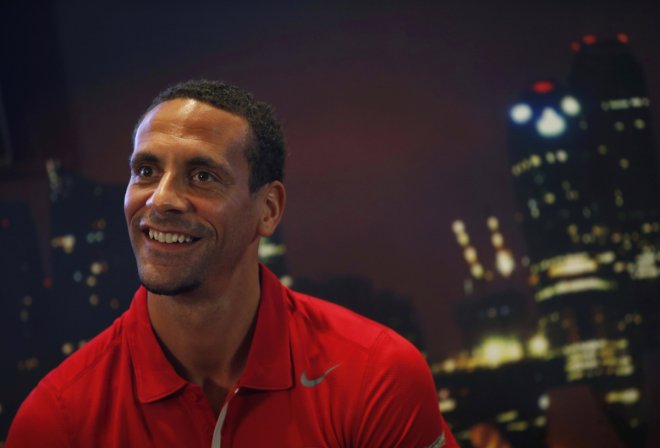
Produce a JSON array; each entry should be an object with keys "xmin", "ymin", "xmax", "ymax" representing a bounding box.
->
[
  {"xmin": 238, "ymin": 265, "xmax": 293, "ymax": 391},
  {"xmin": 126, "ymin": 286, "xmax": 187, "ymax": 404},
  {"xmin": 126, "ymin": 264, "xmax": 293, "ymax": 404}
]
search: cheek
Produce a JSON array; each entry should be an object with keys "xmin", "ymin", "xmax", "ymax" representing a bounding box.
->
[{"xmin": 124, "ymin": 186, "xmax": 147, "ymax": 222}]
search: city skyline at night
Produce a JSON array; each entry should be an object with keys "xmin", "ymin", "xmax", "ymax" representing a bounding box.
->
[
  {"xmin": 435, "ymin": 34, "xmax": 660, "ymax": 446},
  {"xmin": 2, "ymin": 2, "xmax": 660, "ymax": 446}
]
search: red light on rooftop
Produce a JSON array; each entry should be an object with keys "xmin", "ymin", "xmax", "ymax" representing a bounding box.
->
[
  {"xmin": 617, "ymin": 33, "xmax": 629, "ymax": 43},
  {"xmin": 43, "ymin": 277, "xmax": 53, "ymax": 289},
  {"xmin": 1, "ymin": 217, "xmax": 9, "ymax": 229},
  {"xmin": 533, "ymin": 81, "xmax": 554, "ymax": 94},
  {"xmin": 582, "ymin": 34, "xmax": 597, "ymax": 45},
  {"xmin": 570, "ymin": 41, "xmax": 581, "ymax": 52}
]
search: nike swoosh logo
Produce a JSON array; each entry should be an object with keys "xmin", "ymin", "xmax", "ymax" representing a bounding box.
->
[{"xmin": 300, "ymin": 363, "xmax": 341, "ymax": 387}]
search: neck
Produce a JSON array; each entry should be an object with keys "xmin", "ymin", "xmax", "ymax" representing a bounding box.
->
[{"xmin": 147, "ymin": 262, "xmax": 261, "ymax": 413}]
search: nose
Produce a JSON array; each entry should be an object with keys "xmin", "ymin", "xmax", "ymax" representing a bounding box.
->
[{"xmin": 146, "ymin": 173, "xmax": 190, "ymax": 214}]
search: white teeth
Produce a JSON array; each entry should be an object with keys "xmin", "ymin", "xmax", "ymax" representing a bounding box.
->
[{"xmin": 147, "ymin": 228, "xmax": 193, "ymax": 244}]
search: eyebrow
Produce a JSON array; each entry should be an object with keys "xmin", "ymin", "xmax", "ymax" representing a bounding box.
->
[{"xmin": 129, "ymin": 152, "xmax": 158, "ymax": 168}]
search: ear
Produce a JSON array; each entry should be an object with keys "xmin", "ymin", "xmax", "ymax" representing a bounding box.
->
[{"xmin": 257, "ymin": 181, "xmax": 286, "ymax": 237}]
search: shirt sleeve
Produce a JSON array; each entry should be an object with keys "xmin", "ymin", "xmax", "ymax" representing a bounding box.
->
[
  {"xmin": 353, "ymin": 330, "xmax": 459, "ymax": 448},
  {"xmin": 5, "ymin": 379, "xmax": 70, "ymax": 447}
]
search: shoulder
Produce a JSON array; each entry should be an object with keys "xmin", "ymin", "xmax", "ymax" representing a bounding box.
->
[
  {"xmin": 6, "ymin": 314, "xmax": 127, "ymax": 447},
  {"xmin": 286, "ymin": 287, "xmax": 433, "ymax": 397},
  {"xmin": 286, "ymin": 288, "xmax": 416, "ymax": 354},
  {"xmin": 45, "ymin": 313, "xmax": 126, "ymax": 392},
  {"xmin": 285, "ymin": 288, "xmax": 458, "ymax": 447}
]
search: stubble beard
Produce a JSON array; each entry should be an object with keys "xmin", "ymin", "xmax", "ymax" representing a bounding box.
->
[{"xmin": 136, "ymin": 259, "xmax": 204, "ymax": 297}]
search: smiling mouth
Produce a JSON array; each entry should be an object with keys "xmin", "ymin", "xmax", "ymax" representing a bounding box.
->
[{"xmin": 146, "ymin": 228, "xmax": 198, "ymax": 244}]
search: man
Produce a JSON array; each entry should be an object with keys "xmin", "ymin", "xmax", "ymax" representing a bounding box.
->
[{"xmin": 7, "ymin": 80, "xmax": 457, "ymax": 447}]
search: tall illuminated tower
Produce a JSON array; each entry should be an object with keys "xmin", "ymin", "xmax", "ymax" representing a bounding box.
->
[
  {"xmin": 506, "ymin": 35, "xmax": 659, "ymax": 443},
  {"xmin": 568, "ymin": 35, "xmax": 660, "ymax": 331},
  {"xmin": 506, "ymin": 79, "xmax": 627, "ymax": 352}
]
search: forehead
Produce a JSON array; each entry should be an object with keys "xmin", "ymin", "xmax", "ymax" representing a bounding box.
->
[{"xmin": 134, "ymin": 99, "xmax": 251, "ymax": 158}]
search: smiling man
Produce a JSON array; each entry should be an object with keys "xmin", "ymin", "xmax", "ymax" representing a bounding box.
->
[{"xmin": 7, "ymin": 80, "xmax": 457, "ymax": 447}]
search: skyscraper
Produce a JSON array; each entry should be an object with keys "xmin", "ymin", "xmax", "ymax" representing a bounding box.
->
[{"xmin": 506, "ymin": 35, "xmax": 659, "ymax": 444}]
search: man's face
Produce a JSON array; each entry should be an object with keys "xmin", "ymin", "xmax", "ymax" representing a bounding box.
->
[{"xmin": 124, "ymin": 98, "xmax": 261, "ymax": 296}]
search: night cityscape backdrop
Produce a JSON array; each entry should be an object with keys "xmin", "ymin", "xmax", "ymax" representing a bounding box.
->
[{"xmin": 2, "ymin": 2, "xmax": 660, "ymax": 447}]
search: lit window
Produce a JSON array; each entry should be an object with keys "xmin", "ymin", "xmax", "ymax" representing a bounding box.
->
[
  {"xmin": 496, "ymin": 250, "xmax": 515, "ymax": 277},
  {"xmin": 615, "ymin": 196, "xmax": 624, "ymax": 207},
  {"xmin": 89, "ymin": 294, "xmax": 99, "ymax": 306},
  {"xmin": 614, "ymin": 121, "xmax": 625, "ymax": 131},
  {"xmin": 528, "ymin": 334, "xmax": 549, "ymax": 357},
  {"xmin": 544, "ymin": 193, "xmax": 556, "ymax": 204},
  {"xmin": 496, "ymin": 410, "xmax": 518, "ymax": 423},
  {"xmin": 561, "ymin": 96, "xmax": 580, "ymax": 116},
  {"xmin": 258, "ymin": 240, "xmax": 286, "ymax": 259},
  {"xmin": 634, "ymin": 119, "xmax": 645, "ymax": 129},
  {"xmin": 546, "ymin": 152, "xmax": 556, "ymax": 163},
  {"xmin": 511, "ymin": 103, "xmax": 533, "ymax": 124},
  {"xmin": 487, "ymin": 216, "xmax": 499, "ymax": 230},
  {"xmin": 439, "ymin": 399, "xmax": 456, "ymax": 413},
  {"xmin": 556, "ymin": 150, "xmax": 568, "ymax": 162},
  {"xmin": 491, "ymin": 232, "xmax": 504, "ymax": 248},
  {"xmin": 452, "ymin": 220, "xmax": 465, "ymax": 234},
  {"xmin": 536, "ymin": 108, "xmax": 566, "ymax": 137},
  {"xmin": 471, "ymin": 263, "xmax": 484, "ymax": 279},
  {"xmin": 598, "ymin": 145, "xmax": 607, "ymax": 155},
  {"xmin": 90, "ymin": 262, "xmax": 106, "ymax": 275},
  {"xmin": 530, "ymin": 154, "xmax": 542, "ymax": 167},
  {"xmin": 547, "ymin": 252, "xmax": 597, "ymax": 277},
  {"xmin": 457, "ymin": 233, "xmax": 470, "ymax": 246},
  {"xmin": 62, "ymin": 343, "xmax": 74, "ymax": 356},
  {"xmin": 620, "ymin": 159, "xmax": 630, "ymax": 170},
  {"xmin": 535, "ymin": 277, "xmax": 615, "ymax": 301},
  {"xmin": 51, "ymin": 234, "xmax": 76, "ymax": 254},
  {"xmin": 464, "ymin": 246, "xmax": 478, "ymax": 263}
]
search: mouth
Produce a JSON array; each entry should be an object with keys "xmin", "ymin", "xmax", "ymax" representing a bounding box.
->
[{"xmin": 144, "ymin": 227, "xmax": 200, "ymax": 244}]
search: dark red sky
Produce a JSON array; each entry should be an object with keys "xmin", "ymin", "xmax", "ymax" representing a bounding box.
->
[{"xmin": 9, "ymin": 1, "xmax": 660, "ymax": 359}]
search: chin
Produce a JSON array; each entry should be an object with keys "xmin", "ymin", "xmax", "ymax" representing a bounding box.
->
[{"xmin": 142, "ymin": 281, "xmax": 202, "ymax": 296}]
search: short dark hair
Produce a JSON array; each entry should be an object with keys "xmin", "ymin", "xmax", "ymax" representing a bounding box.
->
[{"xmin": 135, "ymin": 79, "xmax": 285, "ymax": 192}]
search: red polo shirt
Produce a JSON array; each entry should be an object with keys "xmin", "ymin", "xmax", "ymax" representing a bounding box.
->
[{"xmin": 7, "ymin": 266, "xmax": 457, "ymax": 447}]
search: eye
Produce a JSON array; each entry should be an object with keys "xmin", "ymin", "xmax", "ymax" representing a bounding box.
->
[
  {"xmin": 192, "ymin": 171, "xmax": 215, "ymax": 182},
  {"xmin": 137, "ymin": 166, "xmax": 153, "ymax": 177}
]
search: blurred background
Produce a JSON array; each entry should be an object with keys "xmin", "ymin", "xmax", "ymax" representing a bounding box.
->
[{"xmin": 2, "ymin": 1, "xmax": 660, "ymax": 446}]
